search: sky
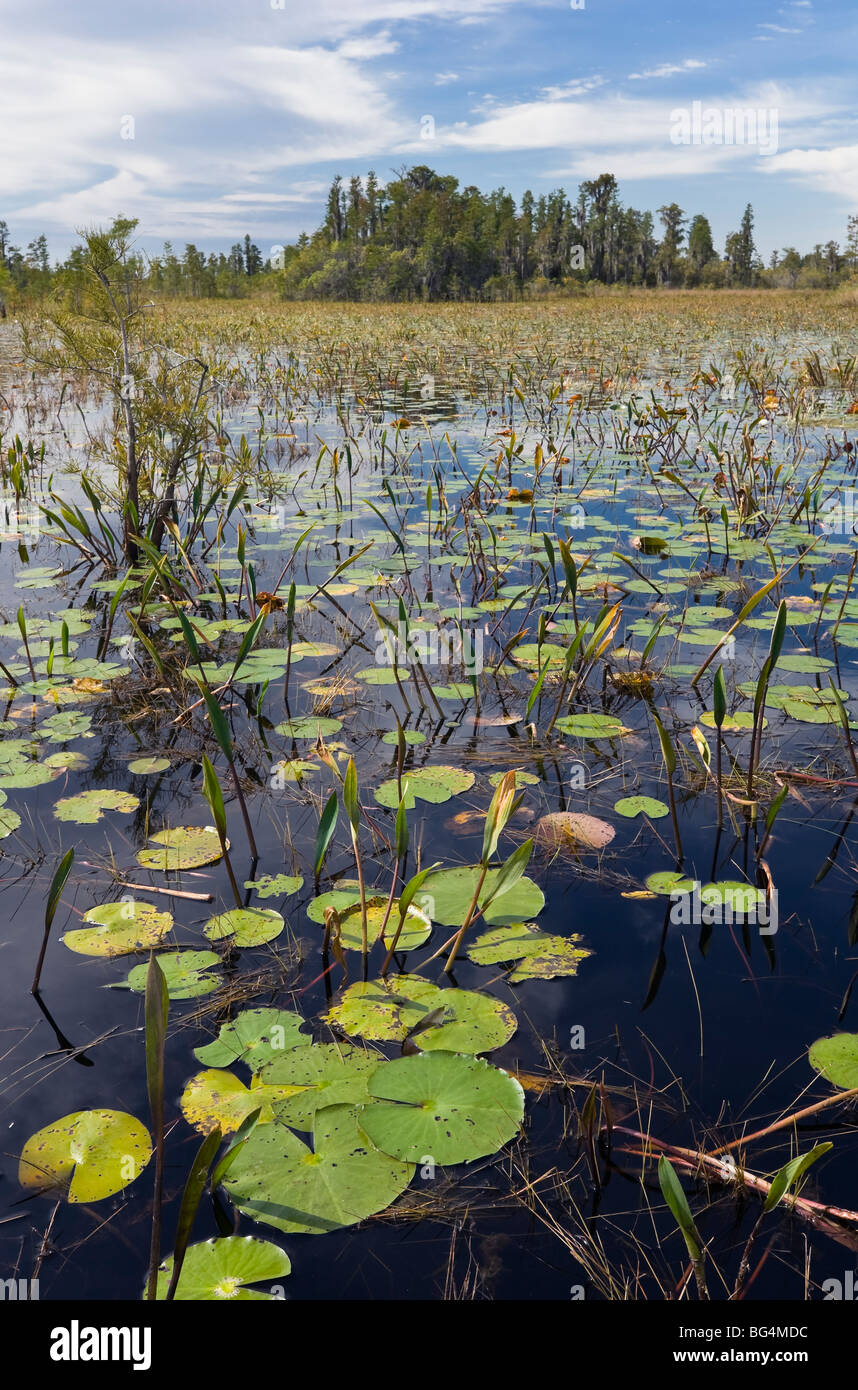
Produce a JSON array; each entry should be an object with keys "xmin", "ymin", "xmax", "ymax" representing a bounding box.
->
[{"xmin": 1, "ymin": 0, "xmax": 856, "ymax": 263}]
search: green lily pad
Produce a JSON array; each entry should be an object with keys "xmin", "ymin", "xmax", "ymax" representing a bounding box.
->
[
  {"xmin": 151, "ymin": 1236, "xmax": 291, "ymax": 1301},
  {"xmin": 137, "ymin": 826, "xmax": 224, "ymax": 870},
  {"xmin": 645, "ymin": 871, "xmax": 695, "ymax": 895},
  {"xmin": 224, "ymin": 1105, "xmax": 414, "ymax": 1235},
  {"xmin": 327, "ymin": 977, "xmax": 516, "ymax": 1052},
  {"xmin": 62, "ymin": 900, "xmax": 173, "ymax": 957},
  {"xmin": 808, "ymin": 1033, "xmax": 858, "ymax": 1090},
  {"xmin": 194, "ymin": 1008, "xmax": 311, "ymax": 1070},
  {"xmin": 261, "ymin": 1043, "xmax": 382, "ymax": 1129},
  {"xmin": 418, "ymin": 864, "xmax": 545, "ymax": 926},
  {"xmin": 245, "ymin": 873, "xmax": 304, "ymax": 899},
  {"xmin": 128, "ymin": 756, "xmax": 170, "ymax": 775},
  {"xmin": 361, "ymin": 1053, "xmax": 524, "ymax": 1165},
  {"xmin": 54, "ymin": 789, "xmax": 139, "ymax": 824},
  {"xmin": 614, "ymin": 796, "xmax": 669, "ymax": 819},
  {"xmin": 468, "ymin": 921, "xmax": 592, "ymax": 980},
  {"xmin": 44, "ymin": 750, "xmax": 90, "ymax": 771},
  {"xmin": 307, "ymin": 887, "xmax": 431, "ymax": 951},
  {"xmin": 203, "ymin": 907, "xmax": 285, "ymax": 947},
  {"xmin": 554, "ymin": 713, "xmax": 630, "ymax": 739},
  {"xmin": 19, "ymin": 1109, "xmax": 152, "ymax": 1202},
  {"xmin": 381, "ymin": 730, "xmax": 426, "ymax": 746},
  {"xmin": 0, "ymin": 804, "xmax": 20, "ymax": 838},
  {"xmin": 374, "ymin": 765, "xmax": 475, "ymax": 809},
  {"xmin": 123, "ymin": 950, "xmax": 221, "ymax": 999},
  {"xmin": 275, "ymin": 716, "xmax": 342, "ymax": 739},
  {"xmin": 489, "ymin": 770, "xmax": 540, "ymax": 787}
]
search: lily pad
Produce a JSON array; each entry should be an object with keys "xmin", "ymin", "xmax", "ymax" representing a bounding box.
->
[
  {"xmin": 19, "ymin": 1109, "xmax": 152, "ymax": 1202},
  {"xmin": 554, "ymin": 713, "xmax": 630, "ymax": 739},
  {"xmin": 245, "ymin": 874, "xmax": 304, "ymax": 899},
  {"xmin": 261, "ymin": 1043, "xmax": 382, "ymax": 1129},
  {"xmin": 418, "ymin": 864, "xmax": 545, "ymax": 926},
  {"xmin": 62, "ymin": 900, "xmax": 173, "ymax": 957},
  {"xmin": 194, "ymin": 1008, "xmax": 311, "ymax": 1070},
  {"xmin": 327, "ymin": 977, "xmax": 516, "ymax": 1052},
  {"xmin": 128, "ymin": 756, "xmax": 170, "ymax": 775},
  {"xmin": 307, "ymin": 888, "xmax": 431, "ymax": 952},
  {"xmin": 808, "ymin": 1033, "xmax": 858, "ymax": 1090},
  {"xmin": 137, "ymin": 826, "xmax": 224, "ymax": 870},
  {"xmin": 275, "ymin": 716, "xmax": 342, "ymax": 738},
  {"xmin": 468, "ymin": 921, "xmax": 592, "ymax": 980},
  {"xmin": 361, "ymin": 1052, "xmax": 525, "ymax": 1165},
  {"xmin": 614, "ymin": 796, "xmax": 669, "ymax": 819},
  {"xmin": 203, "ymin": 907, "xmax": 285, "ymax": 947},
  {"xmin": 123, "ymin": 950, "xmax": 221, "ymax": 999},
  {"xmin": 180, "ymin": 1069, "xmax": 303, "ymax": 1135},
  {"xmin": 224, "ymin": 1104, "xmax": 414, "ymax": 1235},
  {"xmin": 151, "ymin": 1236, "xmax": 291, "ymax": 1301},
  {"xmin": 533, "ymin": 812, "xmax": 615, "ymax": 849},
  {"xmin": 374, "ymin": 765, "xmax": 475, "ymax": 809},
  {"xmin": 54, "ymin": 789, "xmax": 139, "ymax": 824}
]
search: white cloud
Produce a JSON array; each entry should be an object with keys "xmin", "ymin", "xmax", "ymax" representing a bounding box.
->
[
  {"xmin": 434, "ymin": 71, "xmax": 460, "ymax": 85},
  {"xmin": 628, "ymin": 59, "xmax": 707, "ymax": 81},
  {"xmin": 764, "ymin": 143, "xmax": 858, "ymax": 202}
]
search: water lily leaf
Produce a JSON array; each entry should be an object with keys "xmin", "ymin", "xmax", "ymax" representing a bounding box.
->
[
  {"xmin": 645, "ymin": 871, "xmax": 695, "ymax": 895},
  {"xmin": 19, "ymin": 1109, "xmax": 152, "ymax": 1202},
  {"xmin": 327, "ymin": 977, "xmax": 516, "ymax": 1052},
  {"xmin": 533, "ymin": 812, "xmax": 615, "ymax": 849},
  {"xmin": 418, "ymin": 864, "xmax": 545, "ymax": 925},
  {"xmin": 194, "ymin": 1008, "xmax": 311, "ymax": 1070},
  {"xmin": 44, "ymin": 750, "xmax": 89, "ymax": 771},
  {"xmin": 123, "ymin": 950, "xmax": 221, "ymax": 998},
  {"xmin": 777, "ymin": 654, "xmax": 833, "ymax": 673},
  {"xmin": 40, "ymin": 711, "xmax": 94, "ymax": 741},
  {"xmin": 468, "ymin": 921, "xmax": 591, "ymax": 980},
  {"xmin": 0, "ymin": 804, "xmax": 20, "ymax": 838},
  {"xmin": 245, "ymin": 873, "xmax": 304, "ymax": 899},
  {"xmin": 0, "ymin": 761, "xmax": 56, "ymax": 788},
  {"xmin": 62, "ymin": 899, "xmax": 173, "ymax": 956},
  {"xmin": 137, "ymin": 826, "xmax": 224, "ymax": 870},
  {"xmin": 224, "ymin": 1105, "xmax": 414, "ymax": 1235},
  {"xmin": 808, "ymin": 1033, "xmax": 858, "ymax": 1090},
  {"xmin": 307, "ymin": 887, "xmax": 430, "ymax": 951},
  {"xmin": 128, "ymin": 756, "xmax": 170, "ymax": 775},
  {"xmin": 180, "ymin": 1069, "xmax": 303, "ymax": 1135},
  {"xmin": 382, "ymin": 729, "xmax": 425, "ymax": 746},
  {"xmin": 261, "ymin": 1043, "xmax": 382, "ymax": 1129},
  {"xmin": 275, "ymin": 716, "xmax": 342, "ymax": 738},
  {"xmin": 270, "ymin": 758, "xmax": 320, "ymax": 782},
  {"xmin": 614, "ymin": 796, "xmax": 669, "ymax": 819},
  {"xmin": 700, "ymin": 710, "xmax": 763, "ymax": 732},
  {"xmin": 54, "ymin": 789, "xmax": 139, "ymax": 824},
  {"xmin": 151, "ymin": 1236, "xmax": 291, "ymax": 1301},
  {"xmin": 374, "ymin": 765, "xmax": 475, "ymax": 809},
  {"xmin": 203, "ymin": 907, "xmax": 285, "ymax": 947},
  {"xmin": 361, "ymin": 1053, "xmax": 524, "ymax": 1164},
  {"xmin": 554, "ymin": 713, "xmax": 630, "ymax": 739},
  {"xmin": 489, "ymin": 769, "xmax": 540, "ymax": 787}
]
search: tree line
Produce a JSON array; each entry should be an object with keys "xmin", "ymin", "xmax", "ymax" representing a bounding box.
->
[{"xmin": 2, "ymin": 167, "xmax": 856, "ymax": 308}]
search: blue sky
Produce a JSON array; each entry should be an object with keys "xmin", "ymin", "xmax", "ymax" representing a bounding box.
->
[{"xmin": 1, "ymin": 0, "xmax": 856, "ymax": 262}]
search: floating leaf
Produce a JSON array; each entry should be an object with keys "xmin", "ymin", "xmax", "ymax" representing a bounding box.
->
[
  {"xmin": 19, "ymin": 1109, "xmax": 152, "ymax": 1202},
  {"xmin": 468, "ymin": 921, "xmax": 592, "ymax": 980},
  {"xmin": 62, "ymin": 899, "xmax": 173, "ymax": 957},
  {"xmin": 275, "ymin": 716, "xmax": 342, "ymax": 738},
  {"xmin": 203, "ymin": 907, "xmax": 285, "ymax": 947},
  {"xmin": 374, "ymin": 765, "xmax": 475, "ymax": 809},
  {"xmin": 224, "ymin": 1105, "xmax": 414, "ymax": 1235},
  {"xmin": 54, "ymin": 788, "xmax": 139, "ymax": 824},
  {"xmin": 418, "ymin": 864, "xmax": 545, "ymax": 926},
  {"xmin": 307, "ymin": 886, "xmax": 430, "ymax": 951},
  {"xmin": 180, "ymin": 1069, "xmax": 302, "ymax": 1135},
  {"xmin": 194, "ymin": 1008, "xmax": 311, "ymax": 1070},
  {"xmin": 327, "ymin": 977, "xmax": 516, "ymax": 1052},
  {"xmin": 554, "ymin": 713, "xmax": 630, "ymax": 739},
  {"xmin": 361, "ymin": 1053, "xmax": 524, "ymax": 1164},
  {"xmin": 533, "ymin": 812, "xmax": 615, "ymax": 849},
  {"xmin": 245, "ymin": 873, "xmax": 304, "ymax": 899},
  {"xmin": 128, "ymin": 756, "xmax": 170, "ymax": 775},
  {"xmin": 151, "ymin": 1236, "xmax": 291, "ymax": 1301},
  {"xmin": 261, "ymin": 1043, "xmax": 382, "ymax": 1128},
  {"xmin": 137, "ymin": 826, "xmax": 224, "ymax": 870},
  {"xmin": 614, "ymin": 796, "xmax": 669, "ymax": 819},
  {"xmin": 123, "ymin": 950, "xmax": 221, "ymax": 999},
  {"xmin": 808, "ymin": 1033, "xmax": 858, "ymax": 1090}
]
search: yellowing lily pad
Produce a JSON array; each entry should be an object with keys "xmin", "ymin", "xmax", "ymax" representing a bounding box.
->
[
  {"xmin": 374, "ymin": 765, "xmax": 475, "ymax": 809},
  {"xmin": 19, "ymin": 1109, "xmax": 152, "ymax": 1202},
  {"xmin": 62, "ymin": 899, "xmax": 173, "ymax": 957},
  {"xmin": 203, "ymin": 907, "xmax": 285, "ymax": 947},
  {"xmin": 54, "ymin": 789, "xmax": 139, "ymax": 824},
  {"xmin": 137, "ymin": 826, "xmax": 224, "ymax": 870}
]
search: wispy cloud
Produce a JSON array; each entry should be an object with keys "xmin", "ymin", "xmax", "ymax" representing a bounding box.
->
[{"xmin": 628, "ymin": 59, "xmax": 707, "ymax": 81}]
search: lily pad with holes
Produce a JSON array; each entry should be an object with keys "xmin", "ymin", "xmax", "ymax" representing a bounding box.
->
[
  {"xmin": 361, "ymin": 1052, "xmax": 524, "ymax": 1165},
  {"xmin": 374, "ymin": 765, "xmax": 475, "ymax": 809},
  {"xmin": 62, "ymin": 900, "xmax": 173, "ymax": 957},
  {"xmin": 245, "ymin": 874, "xmax": 304, "ymax": 899},
  {"xmin": 122, "ymin": 950, "xmax": 221, "ymax": 999},
  {"xmin": 224, "ymin": 1105, "xmax": 414, "ymax": 1235},
  {"xmin": 19, "ymin": 1109, "xmax": 152, "ymax": 1202},
  {"xmin": 418, "ymin": 864, "xmax": 545, "ymax": 926},
  {"xmin": 203, "ymin": 907, "xmax": 285, "ymax": 947},
  {"xmin": 467, "ymin": 921, "xmax": 592, "ymax": 980},
  {"xmin": 137, "ymin": 826, "xmax": 224, "ymax": 871},
  {"xmin": 180, "ymin": 1069, "xmax": 303, "ymax": 1135},
  {"xmin": 194, "ymin": 1008, "xmax": 311, "ymax": 1070},
  {"xmin": 808, "ymin": 1033, "xmax": 858, "ymax": 1090},
  {"xmin": 327, "ymin": 977, "xmax": 516, "ymax": 1052},
  {"xmin": 151, "ymin": 1236, "xmax": 291, "ymax": 1301},
  {"xmin": 54, "ymin": 789, "xmax": 139, "ymax": 824}
]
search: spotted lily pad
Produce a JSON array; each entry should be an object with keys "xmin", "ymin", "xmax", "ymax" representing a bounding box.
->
[
  {"xmin": 261, "ymin": 1043, "xmax": 382, "ymax": 1129},
  {"xmin": 19, "ymin": 1109, "xmax": 152, "ymax": 1202},
  {"xmin": 361, "ymin": 1052, "xmax": 525, "ymax": 1165},
  {"xmin": 122, "ymin": 950, "xmax": 221, "ymax": 999},
  {"xmin": 137, "ymin": 826, "xmax": 224, "ymax": 870},
  {"xmin": 204, "ymin": 907, "xmax": 285, "ymax": 947},
  {"xmin": 180, "ymin": 1069, "xmax": 303, "ymax": 1135},
  {"xmin": 808, "ymin": 1033, "xmax": 858, "ymax": 1090},
  {"xmin": 245, "ymin": 874, "xmax": 304, "ymax": 899},
  {"xmin": 194, "ymin": 1008, "xmax": 311, "ymax": 1070},
  {"xmin": 224, "ymin": 1104, "xmax": 414, "ymax": 1235},
  {"xmin": 374, "ymin": 765, "xmax": 475, "ymax": 809},
  {"xmin": 54, "ymin": 789, "xmax": 139, "ymax": 824},
  {"xmin": 468, "ymin": 921, "xmax": 592, "ymax": 980},
  {"xmin": 327, "ymin": 977, "xmax": 516, "ymax": 1052},
  {"xmin": 151, "ymin": 1236, "xmax": 291, "ymax": 1301},
  {"xmin": 62, "ymin": 900, "xmax": 173, "ymax": 957}
]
